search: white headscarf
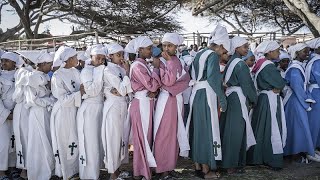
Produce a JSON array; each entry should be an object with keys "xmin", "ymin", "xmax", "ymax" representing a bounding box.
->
[
  {"xmin": 306, "ymin": 38, "xmax": 320, "ymax": 49},
  {"xmin": 53, "ymin": 46, "xmax": 77, "ymax": 68},
  {"xmin": 208, "ymin": 24, "xmax": 230, "ymax": 52},
  {"xmin": 91, "ymin": 44, "xmax": 108, "ymax": 56},
  {"xmin": 287, "ymin": 43, "xmax": 308, "ymax": 60},
  {"xmin": 77, "ymin": 51, "xmax": 88, "ymax": 62},
  {"xmin": 1, "ymin": 52, "xmax": 23, "ymax": 67},
  {"xmin": 16, "ymin": 50, "xmax": 53, "ymax": 65},
  {"xmin": 279, "ymin": 50, "xmax": 291, "ymax": 60},
  {"xmin": 0, "ymin": 49, "xmax": 4, "ymax": 57},
  {"xmin": 125, "ymin": 39, "xmax": 136, "ymax": 54},
  {"xmin": 254, "ymin": 40, "xmax": 280, "ymax": 60},
  {"xmin": 133, "ymin": 36, "xmax": 153, "ymax": 53},
  {"xmin": 230, "ymin": 36, "xmax": 248, "ymax": 55},
  {"xmin": 108, "ymin": 43, "xmax": 124, "ymax": 55},
  {"xmin": 162, "ymin": 33, "xmax": 184, "ymax": 46}
]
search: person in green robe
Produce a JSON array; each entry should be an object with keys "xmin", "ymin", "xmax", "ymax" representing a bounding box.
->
[
  {"xmin": 220, "ymin": 37, "xmax": 257, "ymax": 174},
  {"xmin": 187, "ymin": 25, "xmax": 229, "ymax": 179},
  {"xmin": 247, "ymin": 41, "xmax": 286, "ymax": 170}
]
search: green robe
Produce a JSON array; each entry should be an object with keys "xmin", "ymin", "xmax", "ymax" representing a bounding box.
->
[
  {"xmin": 220, "ymin": 53, "xmax": 257, "ymax": 169},
  {"xmin": 189, "ymin": 48, "xmax": 227, "ymax": 170},
  {"xmin": 247, "ymin": 63, "xmax": 286, "ymax": 168}
]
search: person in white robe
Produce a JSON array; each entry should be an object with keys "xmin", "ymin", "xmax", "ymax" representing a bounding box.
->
[
  {"xmin": 50, "ymin": 46, "xmax": 85, "ymax": 180},
  {"xmin": 102, "ymin": 43, "xmax": 132, "ymax": 180},
  {"xmin": 24, "ymin": 51, "xmax": 55, "ymax": 179},
  {"xmin": 0, "ymin": 52, "xmax": 22, "ymax": 180},
  {"xmin": 77, "ymin": 45, "xmax": 106, "ymax": 180}
]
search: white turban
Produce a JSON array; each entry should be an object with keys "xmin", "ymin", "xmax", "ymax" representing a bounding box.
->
[
  {"xmin": 230, "ymin": 36, "xmax": 248, "ymax": 55},
  {"xmin": 53, "ymin": 46, "xmax": 77, "ymax": 68},
  {"xmin": 306, "ymin": 38, "xmax": 320, "ymax": 49},
  {"xmin": 208, "ymin": 24, "xmax": 230, "ymax": 52},
  {"xmin": 125, "ymin": 39, "xmax": 136, "ymax": 54},
  {"xmin": 279, "ymin": 50, "xmax": 291, "ymax": 60},
  {"xmin": 108, "ymin": 43, "xmax": 124, "ymax": 55},
  {"xmin": 17, "ymin": 50, "xmax": 53, "ymax": 65},
  {"xmin": 133, "ymin": 36, "xmax": 153, "ymax": 53},
  {"xmin": 77, "ymin": 51, "xmax": 88, "ymax": 62},
  {"xmin": 287, "ymin": 43, "xmax": 308, "ymax": 60},
  {"xmin": 90, "ymin": 44, "xmax": 107, "ymax": 56},
  {"xmin": 254, "ymin": 40, "xmax": 280, "ymax": 60},
  {"xmin": 162, "ymin": 33, "xmax": 184, "ymax": 46},
  {"xmin": 1, "ymin": 52, "xmax": 23, "ymax": 67}
]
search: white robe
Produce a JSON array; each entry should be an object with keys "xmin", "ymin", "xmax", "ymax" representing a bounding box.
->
[
  {"xmin": 12, "ymin": 66, "xmax": 33, "ymax": 169},
  {"xmin": 0, "ymin": 70, "xmax": 17, "ymax": 170},
  {"xmin": 50, "ymin": 67, "xmax": 82, "ymax": 179},
  {"xmin": 101, "ymin": 62, "xmax": 132, "ymax": 173},
  {"xmin": 77, "ymin": 64, "xmax": 104, "ymax": 180},
  {"xmin": 25, "ymin": 71, "xmax": 55, "ymax": 179}
]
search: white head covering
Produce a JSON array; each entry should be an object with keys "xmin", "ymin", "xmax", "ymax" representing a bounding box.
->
[
  {"xmin": 1, "ymin": 52, "xmax": 23, "ymax": 67},
  {"xmin": 279, "ymin": 50, "xmax": 291, "ymax": 60},
  {"xmin": 162, "ymin": 33, "xmax": 184, "ymax": 46},
  {"xmin": 287, "ymin": 43, "xmax": 308, "ymax": 60},
  {"xmin": 133, "ymin": 36, "xmax": 153, "ymax": 53},
  {"xmin": 53, "ymin": 46, "xmax": 77, "ymax": 68},
  {"xmin": 108, "ymin": 43, "xmax": 124, "ymax": 55},
  {"xmin": 90, "ymin": 44, "xmax": 108, "ymax": 56},
  {"xmin": 16, "ymin": 50, "xmax": 53, "ymax": 65},
  {"xmin": 125, "ymin": 39, "xmax": 136, "ymax": 54},
  {"xmin": 254, "ymin": 40, "xmax": 280, "ymax": 60},
  {"xmin": 0, "ymin": 49, "xmax": 4, "ymax": 57},
  {"xmin": 306, "ymin": 38, "xmax": 320, "ymax": 49},
  {"xmin": 230, "ymin": 36, "xmax": 248, "ymax": 55},
  {"xmin": 77, "ymin": 51, "xmax": 88, "ymax": 62},
  {"xmin": 208, "ymin": 24, "xmax": 230, "ymax": 52}
]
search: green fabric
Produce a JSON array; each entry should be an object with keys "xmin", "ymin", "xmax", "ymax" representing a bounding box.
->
[
  {"xmin": 247, "ymin": 63, "xmax": 286, "ymax": 168},
  {"xmin": 189, "ymin": 48, "xmax": 226, "ymax": 170},
  {"xmin": 220, "ymin": 53, "xmax": 257, "ymax": 168}
]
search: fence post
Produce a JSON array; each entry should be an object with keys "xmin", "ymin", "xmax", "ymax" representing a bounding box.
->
[
  {"xmin": 53, "ymin": 38, "xmax": 56, "ymax": 52},
  {"xmin": 95, "ymin": 31, "xmax": 99, "ymax": 44}
]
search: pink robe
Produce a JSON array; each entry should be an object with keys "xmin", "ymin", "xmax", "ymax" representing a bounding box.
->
[
  {"xmin": 153, "ymin": 56, "xmax": 190, "ymax": 173},
  {"xmin": 129, "ymin": 58, "xmax": 161, "ymax": 179}
]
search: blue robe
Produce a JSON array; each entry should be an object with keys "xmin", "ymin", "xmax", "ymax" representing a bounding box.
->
[
  {"xmin": 308, "ymin": 58, "xmax": 320, "ymax": 148},
  {"xmin": 284, "ymin": 66, "xmax": 314, "ymax": 156}
]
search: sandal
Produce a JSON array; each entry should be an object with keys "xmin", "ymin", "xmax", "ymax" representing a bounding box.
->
[
  {"xmin": 68, "ymin": 173, "xmax": 80, "ymax": 180},
  {"xmin": 204, "ymin": 171, "xmax": 221, "ymax": 179},
  {"xmin": 0, "ymin": 176, "xmax": 9, "ymax": 180},
  {"xmin": 10, "ymin": 170, "xmax": 21, "ymax": 180},
  {"xmin": 118, "ymin": 171, "xmax": 131, "ymax": 179}
]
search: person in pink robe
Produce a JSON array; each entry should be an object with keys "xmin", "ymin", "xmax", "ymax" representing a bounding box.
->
[
  {"xmin": 129, "ymin": 36, "xmax": 162, "ymax": 180},
  {"xmin": 153, "ymin": 33, "xmax": 191, "ymax": 179}
]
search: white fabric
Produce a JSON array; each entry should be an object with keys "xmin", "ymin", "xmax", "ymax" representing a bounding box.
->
[
  {"xmin": 101, "ymin": 62, "xmax": 131, "ymax": 173},
  {"xmin": 77, "ymin": 51, "xmax": 88, "ymax": 62},
  {"xmin": 125, "ymin": 39, "xmax": 136, "ymax": 54},
  {"xmin": 224, "ymin": 58, "xmax": 256, "ymax": 149},
  {"xmin": 77, "ymin": 65, "xmax": 104, "ymax": 179},
  {"xmin": 107, "ymin": 43, "xmax": 124, "ymax": 55},
  {"xmin": 254, "ymin": 41, "xmax": 280, "ymax": 60},
  {"xmin": 25, "ymin": 71, "xmax": 55, "ymax": 180},
  {"xmin": 230, "ymin": 36, "xmax": 248, "ymax": 55},
  {"xmin": 1, "ymin": 52, "xmax": 23, "ymax": 67},
  {"xmin": 186, "ymin": 49, "xmax": 222, "ymax": 160},
  {"xmin": 253, "ymin": 60, "xmax": 273, "ymax": 91},
  {"xmin": 162, "ymin": 33, "xmax": 184, "ymax": 46},
  {"xmin": 129, "ymin": 61, "xmax": 157, "ymax": 167},
  {"xmin": 54, "ymin": 46, "xmax": 77, "ymax": 68},
  {"xmin": 279, "ymin": 50, "xmax": 291, "ymax": 60},
  {"xmin": 133, "ymin": 36, "xmax": 153, "ymax": 53},
  {"xmin": 50, "ymin": 67, "xmax": 81, "ymax": 179},
  {"xmin": 208, "ymin": 24, "xmax": 230, "ymax": 52},
  {"xmin": 305, "ymin": 54, "xmax": 320, "ymax": 91},
  {"xmin": 306, "ymin": 38, "xmax": 320, "ymax": 49},
  {"xmin": 16, "ymin": 50, "xmax": 42, "ymax": 64},
  {"xmin": 153, "ymin": 59, "xmax": 189, "ymax": 157},
  {"xmin": 90, "ymin": 45, "xmax": 108, "ymax": 56},
  {"xmin": 287, "ymin": 43, "xmax": 308, "ymax": 60},
  {"xmin": 0, "ymin": 70, "xmax": 17, "ymax": 170}
]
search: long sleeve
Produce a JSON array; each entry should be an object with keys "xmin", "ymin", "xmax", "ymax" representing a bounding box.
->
[
  {"xmin": 285, "ymin": 68, "xmax": 309, "ymax": 110},
  {"xmin": 0, "ymin": 97, "xmax": 10, "ymax": 125},
  {"xmin": 51, "ymin": 73, "xmax": 81, "ymax": 107},
  {"xmin": 237, "ymin": 62, "xmax": 257, "ymax": 105},
  {"xmin": 131, "ymin": 65, "xmax": 161, "ymax": 92},
  {"xmin": 163, "ymin": 73, "xmax": 190, "ymax": 96},
  {"xmin": 259, "ymin": 64, "xmax": 286, "ymax": 90},
  {"xmin": 311, "ymin": 60, "xmax": 320, "ymax": 86},
  {"xmin": 25, "ymin": 86, "xmax": 54, "ymax": 108},
  {"xmin": 207, "ymin": 53, "xmax": 227, "ymax": 111},
  {"xmin": 81, "ymin": 65, "xmax": 104, "ymax": 97},
  {"xmin": 159, "ymin": 60, "xmax": 178, "ymax": 87},
  {"xmin": 103, "ymin": 68, "xmax": 131, "ymax": 97}
]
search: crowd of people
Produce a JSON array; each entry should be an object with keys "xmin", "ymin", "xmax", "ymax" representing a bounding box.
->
[{"xmin": 0, "ymin": 24, "xmax": 320, "ymax": 180}]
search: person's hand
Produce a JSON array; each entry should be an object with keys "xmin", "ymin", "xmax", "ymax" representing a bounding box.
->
[
  {"xmin": 122, "ymin": 60, "xmax": 130, "ymax": 75},
  {"xmin": 272, "ymin": 88, "xmax": 280, "ymax": 94},
  {"xmin": 110, "ymin": 88, "xmax": 121, "ymax": 96},
  {"xmin": 147, "ymin": 91, "xmax": 158, "ymax": 98},
  {"xmin": 80, "ymin": 84, "xmax": 86, "ymax": 96},
  {"xmin": 152, "ymin": 57, "xmax": 160, "ymax": 68},
  {"xmin": 161, "ymin": 51, "xmax": 172, "ymax": 61}
]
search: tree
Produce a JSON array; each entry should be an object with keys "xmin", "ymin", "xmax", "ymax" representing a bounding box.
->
[
  {"xmin": 191, "ymin": 0, "xmax": 320, "ymax": 37},
  {"xmin": 0, "ymin": 0, "xmax": 186, "ymax": 42}
]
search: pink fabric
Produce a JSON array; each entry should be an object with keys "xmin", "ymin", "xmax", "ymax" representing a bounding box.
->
[
  {"xmin": 252, "ymin": 58, "xmax": 267, "ymax": 74},
  {"xmin": 130, "ymin": 58, "xmax": 161, "ymax": 179},
  {"xmin": 154, "ymin": 56, "xmax": 190, "ymax": 173}
]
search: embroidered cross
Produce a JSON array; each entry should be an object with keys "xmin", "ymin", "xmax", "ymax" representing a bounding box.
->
[
  {"xmin": 54, "ymin": 150, "xmax": 61, "ymax": 164},
  {"xmin": 213, "ymin": 141, "xmax": 221, "ymax": 157},
  {"xmin": 10, "ymin": 135, "xmax": 15, "ymax": 148},
  {"xmin": 118, "ymin": 73, "xmax": 123, "ymax": 81},
  {"xmin": 68, "ymin": 142, "xmax": 77, "ymax": 156},
  {"xmin": 71, "ymin": 80, "xmax": 75, "ymax": 88},
  {"xmin": 17, "ymin": 151, "xmax": 23, "ymax": 164},
  {"xmin": 80, "ymin": 155, "xmax": 85, "ymax": 164}
]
